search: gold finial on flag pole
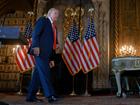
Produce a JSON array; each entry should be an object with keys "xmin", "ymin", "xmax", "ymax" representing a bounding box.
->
[{"xmin": 88, "ymin": 8, "xmax": 95, "ymax": 16}]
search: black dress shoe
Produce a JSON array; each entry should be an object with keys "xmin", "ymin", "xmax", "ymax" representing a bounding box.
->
[
  {"xmin": 48, "ymin": 96, "xmax": 58, "ymax": 103},
  {"xmin": 26, "ymin": 98, "xmax": 43, "ymax": 102}
]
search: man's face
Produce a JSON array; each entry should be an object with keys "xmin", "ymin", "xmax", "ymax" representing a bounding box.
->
[{"xmin": 51, "ymin": 10, "xmax": 59, "ymax": 22}]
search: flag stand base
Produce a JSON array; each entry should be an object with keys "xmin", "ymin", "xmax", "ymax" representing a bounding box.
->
[
  {"xmin": 70, "ymin": 91, "xmax": 76, "ymax": 96},
  {"xmin": 36, "ymin": 89, "xmax": 43, "ymax": 96},
  {"xmin": 17, "ymin": 89, "xmax": 23, "ymax": 95},
  {"xmin": 82, "ymin": 90, "xmax": 91, "ymax": 96}
]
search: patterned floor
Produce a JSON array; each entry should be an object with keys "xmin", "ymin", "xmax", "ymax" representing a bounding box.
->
[{"xmin": 0, "ymin": 93, "xmax": 140, "ymax": 105}]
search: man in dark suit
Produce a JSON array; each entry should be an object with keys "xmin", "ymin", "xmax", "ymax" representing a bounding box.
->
[{"xmin": 26, "ymin": 8, "xmax": 59, "ymax": 103}]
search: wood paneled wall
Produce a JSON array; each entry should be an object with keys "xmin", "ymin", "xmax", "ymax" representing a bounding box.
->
[{"xmin": 111, "ymin": 0, "xmax": 140, "ymax": 57}]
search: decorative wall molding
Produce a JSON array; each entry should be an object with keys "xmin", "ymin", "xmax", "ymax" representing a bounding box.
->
[{"xmin": 91, "ymin": 0, "xmax": 110, "ymax": 88}]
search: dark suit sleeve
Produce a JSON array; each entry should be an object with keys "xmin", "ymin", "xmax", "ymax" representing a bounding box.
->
[
  {"xmin": 32, "ymin": 17, "xmax": 46, "ymax": 48},
  {"xmin": 49, "ymin": 50, "xmax": 56, "ymax": 61}
]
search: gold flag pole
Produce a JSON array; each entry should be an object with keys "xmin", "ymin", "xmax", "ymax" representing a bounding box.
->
[
  {"xmin": 14, "ymin": 46, "xmax": 23, "ymax": 95},
  {"xmin": 70, "ymin": 75, "xmax": 76, "ymax": 96},
  {"xmin": 17, "ymin": 73, "xmax": 23, "ymax": 95},
  {"xmin": 83, "ymin": 73, "xmax": 91, "ymax": 96},
  {"xmin": 69, "ymin": 11, "xmax": 78, "ymax": 96},
  {"xmin": 83, "ymin": 8, "xmax": 94, "ymax": 96}
]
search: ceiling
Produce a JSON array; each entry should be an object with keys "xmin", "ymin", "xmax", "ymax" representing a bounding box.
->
[
  {"xmin": 0, "ymin": 0, "xmax": 35, "ymax": 16},
  {"xmin": 0, "ymin": 0, "xmax": 58, "ymax": 17},
  {"xmin": 0, "ymin": 0, "xmax": 91, "ymax": 17}
]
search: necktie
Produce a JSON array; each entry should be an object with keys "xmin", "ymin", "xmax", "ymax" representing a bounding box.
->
[{"xmin": 52, "ymin": 22, "xmax": 56, "ymax": 49}]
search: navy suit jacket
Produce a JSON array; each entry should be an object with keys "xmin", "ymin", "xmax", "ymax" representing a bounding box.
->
[
  {"xmin": 32, "ymin": 17, "xmax": 54, "ymax": 61},
  {"xmin": 27, "ymin": 17, "xmax": 57, "ymax": 98}
]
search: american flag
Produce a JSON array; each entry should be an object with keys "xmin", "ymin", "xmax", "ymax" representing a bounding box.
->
[
  {"xmin": 62, "ymin": 20, "xmax": 82, "ymax": 75},
  {"xmin": 15, "ymin": 21, "xmax": 35, "ymax": 72},
  {"xmin": 24, "ymin": 20, "xmax": 32, "ymax": 39},
  {"xmin": 81, "ymin": 17, "xmax": 100, "ymax": 73},
  {"xmin": 15, "ymin": 45, "xmax": 35, "ymax": 72}
]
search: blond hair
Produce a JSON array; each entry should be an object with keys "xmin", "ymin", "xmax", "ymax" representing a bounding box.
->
[{"xmin": 47, "ymin": 8, "xmax": 58, "ymax": 17}]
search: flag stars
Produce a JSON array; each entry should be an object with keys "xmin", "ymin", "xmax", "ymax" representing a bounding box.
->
[
  {"xmin": 84, "ymin": 18, "xmax": 96, "ymax": 40},
  {"xmin": 68, "ymin": 21, "xmax": 79, "ymax": 42},
  {"xmin": 24, "ymin": 21, "xmax": 32, "ymax": 39}
]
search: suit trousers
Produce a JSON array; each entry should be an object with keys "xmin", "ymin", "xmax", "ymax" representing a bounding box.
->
[{"xmin": 27, "ymin": 56, "xmax": 55, "ymax": 99}]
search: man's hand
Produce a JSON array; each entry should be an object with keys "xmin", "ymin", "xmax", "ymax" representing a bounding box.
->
[
  {"xmin": 56, "ymin": 44, "xmax": 60, "ymax": 49},
  {"xmin": 32, "ymin": 47, "xmax": 40, "ymax": 56},
  {"xmin": 55, "ymin": 44, "xmax": 61, "ymax": 54},
  {"xmin": 49, "ymin": 61, "xmax": 55, "ymax": 68}
]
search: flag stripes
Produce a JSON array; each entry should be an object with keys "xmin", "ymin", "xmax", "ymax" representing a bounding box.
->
[
  {"xmin": 62, "ymin": 38, "xmax": 81, "ymax": 75},
  {"xmin": 62, "ymin": 20, "xmax": 81, "ymax": 75},
  {"xmin": 15, "ymin": 20, "xmax": 35, "ymax": 72},
  {"xmin": 62, "ymin": 17, "xmax": 100, "ymax": 75},
  {"xmin": 15, "ymin": 45, "xmax": 35, "ymax": 72},
  {"xmin": 81, "ymin": 17, "xmax": 100, "ymax": 73}
]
